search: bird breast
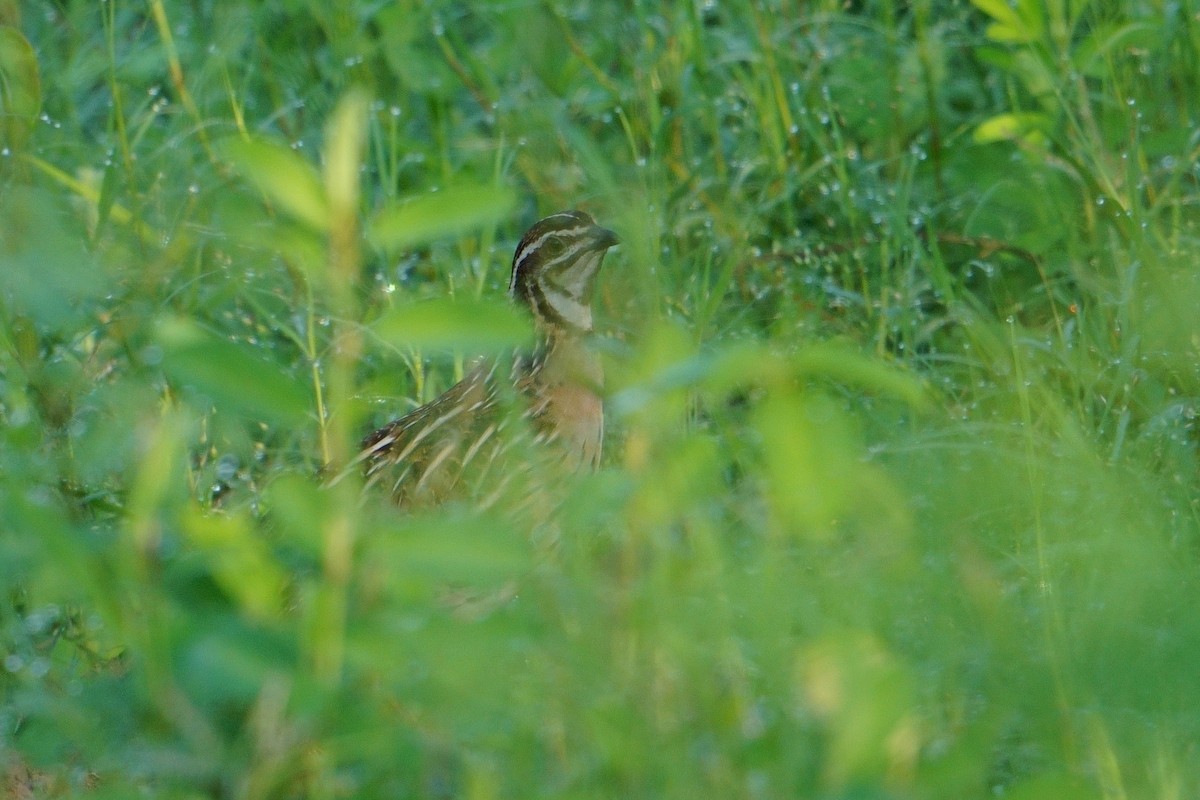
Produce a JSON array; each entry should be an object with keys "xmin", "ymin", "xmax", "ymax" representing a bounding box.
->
[{"xmin": 527, "ymin": 337, "xmax": 604, "ymax": 469}]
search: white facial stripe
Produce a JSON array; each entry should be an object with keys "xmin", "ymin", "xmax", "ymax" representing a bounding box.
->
[
  {"xmin": 541, "ymin": 285, "xmax": 593, "ymax": 329},
  {"xmin": 512, "ymin": 224, "xmax": 593, "ymax": 273},
  {"xmin": 538, "ymin": 240, "xmax": 591, "ymax": 276},
  {"xmin": 552, "ymin": 251, "xmax": 601, "ymax": 297}
]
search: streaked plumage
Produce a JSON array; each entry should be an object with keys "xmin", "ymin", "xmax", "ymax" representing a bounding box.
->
[{"xmin": 359, "ymin": 211, "xmax": 618, "ymax": 507}]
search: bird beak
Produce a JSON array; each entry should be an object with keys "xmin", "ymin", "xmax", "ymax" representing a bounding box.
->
[{"xmin": 591, "ymin": 225, "xmax": 619, "ymax": 250}]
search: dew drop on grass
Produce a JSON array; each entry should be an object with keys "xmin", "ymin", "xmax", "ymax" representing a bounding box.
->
[{"xmin": 216, "ymin": 454, "xmax": 239, "ymax": 482}]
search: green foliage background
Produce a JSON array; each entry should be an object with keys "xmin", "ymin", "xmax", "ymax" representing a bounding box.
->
[{"xmin": 2, "ymin": 0, "xmax": 1199, "ymax": 797}]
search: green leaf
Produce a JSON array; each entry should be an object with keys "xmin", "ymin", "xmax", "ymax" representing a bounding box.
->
[
  {"xmin": 368, "ymin": 184, "xmax": 516, "ymax": 252},
  {"xmin": 1072, "ymin": 22, "xmax": 1159, "ymax": 78},
  {"xmin": 791, "ymin": 343, "xmax": 931, "ymax": 409},
  {"xmin": 973, "ymin": 112, "xmax": 1049, "ymax": 144},
  {"xmin": 155, "ymin": 316, "xmax": 311, "ymax": 425},
  {"xmin": 0, "ymin": 187, "xmax": 104, "ymax": 331},
  {"xmin": 323, "ymin": 89, "xmax": 370, "ymax": 216},
  {"xmin": 181, "ymin": 506, "xmax": 288, "ymax": 620},
  {"xmin": 0, "ymin": 26, "xmax": 40, "ymax": 151},
  {"xmin": 178, "ymin": 624, "xmax": 294, "ymax": 709},
  {"xmin": 366, "ymin": 510, "xmax": 531, "ymax": 588},
  {"xmin": 374, "ymin": 296, "xmax": 532, "ymax": 353},
  {"xmin": 799, "ymin": 634, "xmax": 917, "ymax": 785},
  {"xmin": 218, "ymin": 136, "xmax": 329, "ymax": 231},
  {"xmin": 614, "ymin": 341, "xmax": 929, "ymax": 413},
  {"xmin": 1004, "ymin": 773, "xmax": 1097, "ymax": 800},
  {"xmin": 971, "ymin": 0, "xmax": 1044, "ymax": 43}
]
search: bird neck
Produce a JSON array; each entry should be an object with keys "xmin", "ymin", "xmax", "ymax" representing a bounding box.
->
[{"xmin": 530, "ymin": 324, "xmax": 602, "ymax": 392}]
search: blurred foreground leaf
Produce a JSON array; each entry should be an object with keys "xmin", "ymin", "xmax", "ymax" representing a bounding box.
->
[
  {"xmin": 364, "ymin": 510, "xmax": 531, "ymax": 591},
  {"xmin": 374, "ymin": 296, "xmax": 532, "ymax": 353},
  {"xmin": 156, "ymin": 317, "xmax": 310, "ymax": 425},
  {"xmin": 971, "ymin": 0, "xmax": 1044, "ymax": 43},
  {"xmin": 0, "ymin": 188, "xmax": 104, "ymax": 330},
  {"xmin": 800, "ymin": 633, "xmax": 918, "ymax": 788},
  {"xmin": 323, "ymin": 89, "xmax": 369, "ymax": 216},
  {"xmin": 368, "ymin": 185, "xmax": 515, "ymax": 252},
  {"xmin": 218, "ymin": 136, "xmax": 329, "ymax": 231},
  {"xmin": 181, "ymin": 506, "xmax": 287, "ymax": 620},
  {"xmin": 0, "ymin": 26, "xmax": 40, "ymax": 151},
  {"xmin": 973, "ymin": 112, "xmax": 1048, "ymax": 145},
  {"xmin": 614, "ymin": 335, "xmax": 930, "ymax": 418}
]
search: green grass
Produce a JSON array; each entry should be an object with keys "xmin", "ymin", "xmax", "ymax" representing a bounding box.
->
[{"xmin": 2, "ymin": 0, "xmax": 1199, "ymax": 797}]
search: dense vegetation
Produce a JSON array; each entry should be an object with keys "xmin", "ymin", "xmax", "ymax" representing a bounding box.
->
[{"xmin": 2, "ymin": 0, "xmax": 1198, "ymax": 796}]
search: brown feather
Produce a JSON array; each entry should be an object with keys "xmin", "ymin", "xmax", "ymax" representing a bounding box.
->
[{"xmin": 360, "ymin": 211, "xmax": 617, "ymax": 507}]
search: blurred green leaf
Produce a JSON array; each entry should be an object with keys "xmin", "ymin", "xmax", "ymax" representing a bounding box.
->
[
  {"xmin": 179, "ymin": 624, "xmax": 295, "ymax": 710},
  {"xmin": 374, "ymin": 296, "xmax": 532, "ymax": 353},
  {"xmin": 754, "ymin": 392, "xmax": 857, "ymax": 535},
  {"xmin": 971, "ymin": 0, "xmax": 1044, "ymax": 43},
  {"xmin": 181, "ymin": 506, "xmax": 288, "ymax": 620},
  {"xmin": 323, "ymin": 89, "xmax": 369, "ymax": 216},
  {"xmin": 1072, "ymin": 22, "xmax": 1159, "ymax": 77},
  {"xmin": 615, "ymin": 340, "xmax": 929, "ymax": 417},
  {"xmin": 264, "ymin": 473, "xmax": 330, "ymax": 559},
  {"xmin": 365, "ymin": 510, "xmax": 531, "ymax": 590},
  {"xmin": 367, "ymin": 185, "xmax": 515, "ymax": 252},
  {"xmin": 218, "ymin": 136, "xmax": 329, "ymax": 231},
  {"xmin": 155, "ymin": 316, "xmax": 310, "ymax": 425},
  {"xmin": 791, "ymin": 343, "xmax": 931, "ymax": 409},
  {"xmin": 211, "ymin": 188, "xmax": 326, "ymax": 278},
  {"xmin": 0, "ymin": 188, "xmax": 104, "ymax": 330},
  {"xmin": 1004, "ymin": 773, "xmax": 1097, "ymax": 800},
  {"xmin": 973, "ymin": 112, "xmax": 1049, "ymax": 145},
  {"xmin": 800, "ymin": 633, "xmax": 918, "ymax": 788},
  {"xmin": 0, "ymin": 26, "xmax": 40, "ymax": 151},
  {"xmin": 377, "ymin": 5, "xmax": 455, "ymax": 97}
]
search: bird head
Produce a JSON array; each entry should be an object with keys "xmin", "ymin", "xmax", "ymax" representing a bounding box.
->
[{"xmin": 508, "ymin": 210, "xmax": 619, "ymax": 333}]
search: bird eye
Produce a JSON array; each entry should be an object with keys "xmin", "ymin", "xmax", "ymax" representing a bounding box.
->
[{"xmin": 542, "ymin": 237, "xmax": 566, "ymax": 257}]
